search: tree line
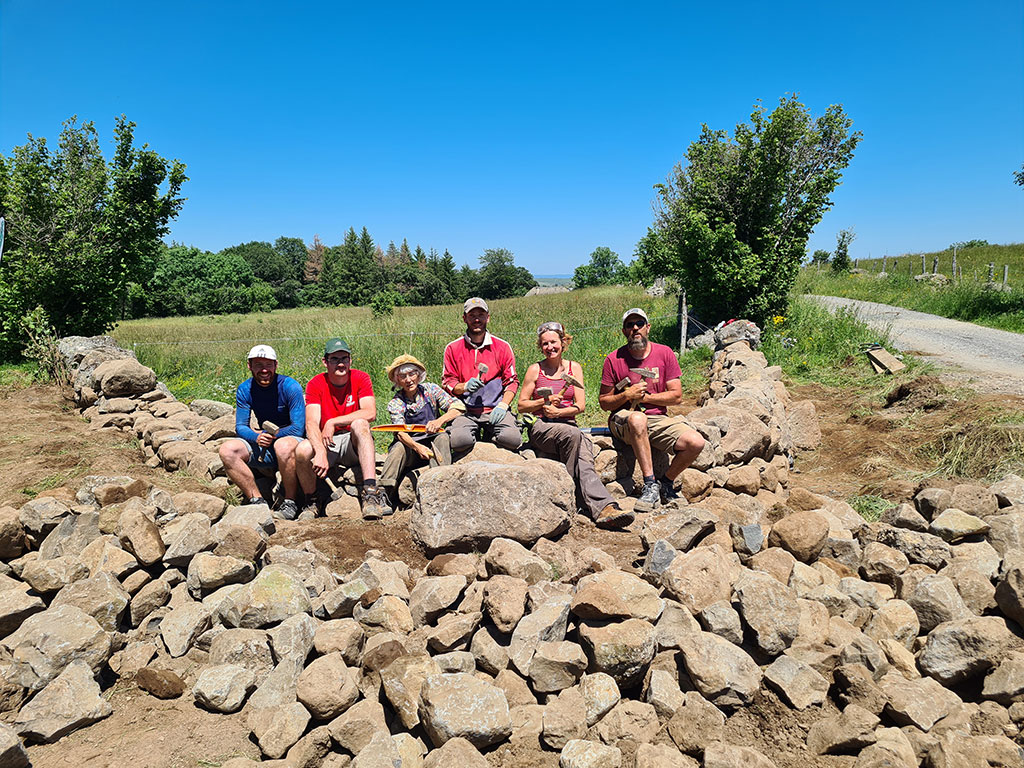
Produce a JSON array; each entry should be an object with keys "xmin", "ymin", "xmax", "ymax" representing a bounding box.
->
[{"xmin": 132, "ymin": 236, "xmax": 537, "ymax": 320}]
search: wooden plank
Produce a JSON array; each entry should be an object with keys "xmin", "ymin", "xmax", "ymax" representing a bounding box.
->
[
  {"xmin": 864, "ymin": 353, "xmax": 886, "ymax": 374},
  {"xmin": 866, "ymin": 347, "xmax": 906, "ymax": 374}
]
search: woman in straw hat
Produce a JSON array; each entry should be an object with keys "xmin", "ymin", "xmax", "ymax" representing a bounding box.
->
[
  {"xmin": 518, "ymin": 322, "xmax": 632, "ymax": 529},
  {"xmin": 380, "ymin": 354, "xmax": 464, "ymax": 504}
]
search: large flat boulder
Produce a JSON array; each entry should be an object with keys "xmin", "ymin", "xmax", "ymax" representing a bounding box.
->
[{"xmin": 412, "ymin": 460, "xmax": 574, "ymax": 552}]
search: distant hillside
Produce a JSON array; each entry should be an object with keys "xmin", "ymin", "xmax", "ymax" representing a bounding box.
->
[{"xmin": 534, "ymin": 275, "xmax": 574, "ymax": 288}]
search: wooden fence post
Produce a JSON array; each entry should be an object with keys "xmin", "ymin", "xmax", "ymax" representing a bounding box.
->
[
  {"xmin": 678, "ymin": 289, "xmax": 688, "ymax": 354},
  {"xmin": 988, "ymin": 263, "xmax": 996, "ymax": 282},
  {"xmin": 1004, "ymin": 265, "xmax": 1009, "ymax": 286},
  {"xmin": 932, "ymin": 257, "xmax": 939, "ymax": 274},
  {"xmin": 921, "ymin": 255, "xmax": 926, "ymax": 274}
]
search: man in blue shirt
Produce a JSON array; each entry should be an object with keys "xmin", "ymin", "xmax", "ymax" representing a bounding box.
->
[{"xmin": 218, "ymin": 345, "xmax": 306, "ymax": 519}]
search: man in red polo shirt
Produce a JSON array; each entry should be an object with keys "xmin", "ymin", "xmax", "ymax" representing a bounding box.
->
[
  {"xmin": 442, "ymin": 297, "xmax": 522, "ymax": 454},
  {"xmin": 599, "ymin": 308, "xmax": 705, "ymax": 512},
  {"xmin": 295, "ymin": 338, "xmax": 390, "ymax": 519}
]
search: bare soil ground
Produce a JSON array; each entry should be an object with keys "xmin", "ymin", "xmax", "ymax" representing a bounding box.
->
[{"xmin": 3, "ymin": 375, "xmax": 1020, "ymax": 768}]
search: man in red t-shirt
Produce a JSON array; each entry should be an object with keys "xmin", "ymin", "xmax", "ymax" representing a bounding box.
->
[
  {"xmin": 599, "ymin": 308, "xmax": 705, "ymax": 512},
  {"xmin": 295, "ymin": 338, "xmax": 390, "ymax": 519}
]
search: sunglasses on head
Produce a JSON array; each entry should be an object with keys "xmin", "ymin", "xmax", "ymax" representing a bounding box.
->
[{"xmin": 537, "ymin": 322, "xmax": 563, "ymax": 335}]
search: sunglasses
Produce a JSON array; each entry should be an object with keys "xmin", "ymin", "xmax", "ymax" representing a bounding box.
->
[
  {"xmin": 623, "ymin": 320, "xmax": 648, "ymax": 329},
  {"xmin": 326, "ymin": 355, "xmax": 351, "ymax": 365},
  {"xmin": 537, "ymin": 322, "xmax": 564, "ymax": 335}
]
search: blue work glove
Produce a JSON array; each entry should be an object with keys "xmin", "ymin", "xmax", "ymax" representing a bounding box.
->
[
  {"xmin": 464, "ymin": 377, "xmax": 484, "ymax": 394},
  {"xmin": 489, "ymin": 403, "xmax": 509, "ymax": 425}
]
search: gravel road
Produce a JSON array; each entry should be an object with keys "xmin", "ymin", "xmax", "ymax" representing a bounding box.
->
[{"xmin": 809, "ymin": 295, "xmax": 1024, "ymax": 396}]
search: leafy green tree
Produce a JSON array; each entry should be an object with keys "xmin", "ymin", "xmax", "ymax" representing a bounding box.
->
[
  {"xmin": 810, "ymin": 249, "xmax": 831, "ymax": 265},
  {"xmin": 475, "ymin": 248, "xmax": 536, "ymax": 300},
  {"xmin": 573, "ymin": 246, "xmax": 625, "ymax": 288},
  {"xmin": 146, "ymin": 245, "xmax": 260, "ymax": 317},
  {"xmin": 0, "ymin": 116, "xmax": 186, "ymax": 356},
  {"xmin": 1015, "ymin": 163, "xmax": 1023, "ymax": 187},
  {"xmin": 274, "ymin": 236, "xmax": 308, "ymax": 281},
  {"xmin": 221, "ymin": 240, "xmax": 292, "ymax": 284},
  {"xmin": 831, "ymin": 229, "xmax": 855, "ymax": 273},
  {"xmin": 636, "ymin": 96, "xmax": 860, "ymax": 324}
]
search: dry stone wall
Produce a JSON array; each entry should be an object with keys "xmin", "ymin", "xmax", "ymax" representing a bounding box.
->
[{"xmin": 1, "ymin": 331, "xmax": 1021, "ymax": 765}]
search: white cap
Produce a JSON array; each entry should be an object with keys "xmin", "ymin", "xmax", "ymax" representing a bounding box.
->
[
  {"xmin": 247, "ymin": 344, "xmax": 277, "ymax": 361},
  {"xmin": 622, "ymin": 308, "xmax": 649, "ymax": 324}
]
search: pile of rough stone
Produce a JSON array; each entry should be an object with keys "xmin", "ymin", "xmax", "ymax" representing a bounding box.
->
[
  {"xmin": 4, "ymin": 466, "xmax": 1024, "ymax": 767},
  {"xmin": 55, "ymin": 322, "xmax": 821, "ymax": 517}
]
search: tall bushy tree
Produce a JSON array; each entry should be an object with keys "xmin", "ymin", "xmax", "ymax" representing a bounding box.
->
[
  {"xmin": 274, "ymin": 236, "xmax": 308, "ymax": 281},
  {"xmin": 573, "ymin": 246, "xmax": 625, "ymax": 288},
  {"xmin": 636, "ymin": 96, "xmax": 860, "ymax": 324},
  {"xmin": 475, "ymin": 248, "xmax": 536, "ymax": 300},
  {"xmin": 0, "ymin": 116, "xmax": 186, "ymax": 356},
  {"xmin": 830, "ymin": 228, "xmax": 856, "ymax": 273}
]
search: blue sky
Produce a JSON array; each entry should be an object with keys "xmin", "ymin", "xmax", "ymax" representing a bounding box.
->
[{"xmin": 1, "ymin": 1, "xmax": 1021, "ymax": 275}]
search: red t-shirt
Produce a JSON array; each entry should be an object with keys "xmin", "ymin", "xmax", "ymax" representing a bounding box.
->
[
  {"xmin": 600, "ymin": 342, "xmax": 681, "ymax": 416},
  {"xmin": 305, "ymin": 370, "xmax": 374, "ymax": 431}
]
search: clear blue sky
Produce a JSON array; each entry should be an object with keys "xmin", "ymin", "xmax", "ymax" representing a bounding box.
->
[{"xmin": 2, "ymin": 1, "xmax": 1021, "ymax": 274}]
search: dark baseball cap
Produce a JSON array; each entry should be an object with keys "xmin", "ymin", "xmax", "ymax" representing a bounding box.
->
[{"xmin": 324, "ymin": 338, "xmax": 351, "ymax": 356}]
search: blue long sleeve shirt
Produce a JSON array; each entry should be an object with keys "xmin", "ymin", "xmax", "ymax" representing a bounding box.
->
[{"xmin": 234, "ymin": 374, "xmax": 306, "ymax": 445}]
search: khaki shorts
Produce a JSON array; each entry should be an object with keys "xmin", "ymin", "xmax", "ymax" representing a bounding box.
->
[
  {"xmin": 608, "ymin": 411, "xmax": 694, "ymax": 453},
  {"xmin": 325, "ymin": 432, "xmax": 359, "ymax": 468}
]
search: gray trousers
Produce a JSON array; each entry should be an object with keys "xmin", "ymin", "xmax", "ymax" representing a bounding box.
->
[
  {"xmin": 380, "ymin": 432, "xmax": 452, "ymax": 488},
  {"xmin": 528, "ymin": 420, "xmax": 615, "ymax": 519},
  {"xmin": 449, "ymin": 411, "xmax": 523, "ymax": 453}
]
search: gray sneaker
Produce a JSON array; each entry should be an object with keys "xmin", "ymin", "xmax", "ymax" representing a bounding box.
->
[
  {"xmin": 635, "ymin": 480, "xmax": 661, "ymax": 513},
  {"xmin": 659, "ymin": 477, "xmax": 681, "ymax": 505},
  {"xmin": 276, "ymin": 499, "xmax": 299, "ymax": 521},
  {"xmin": 361, "ymin": 487, "xmax": 392, "ymax": 520}
]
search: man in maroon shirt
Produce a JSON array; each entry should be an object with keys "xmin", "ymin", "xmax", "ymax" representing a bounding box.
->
[{"xmin": 599, "ymin": 308, "xmax": 705, "ymax": 512}]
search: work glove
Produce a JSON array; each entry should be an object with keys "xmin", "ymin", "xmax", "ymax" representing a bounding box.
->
[
  {"xmin": 464, "ymin": 377, "xmax": 484, "ymax": 394},
  {"xmin": 489, "ymin": 403, "xmax": 509, "ymax": 425}
]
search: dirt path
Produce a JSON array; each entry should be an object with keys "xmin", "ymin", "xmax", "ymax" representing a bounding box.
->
[{"xmin": 810, "ymin": 295, "xmax": 1024, "ymax": 395}]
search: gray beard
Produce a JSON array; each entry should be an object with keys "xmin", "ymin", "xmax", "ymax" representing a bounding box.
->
[{"xmin": 628, "ymin": 337, "xmax": 648, "ymax": 354}]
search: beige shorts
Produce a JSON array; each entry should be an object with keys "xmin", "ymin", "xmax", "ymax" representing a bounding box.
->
[
  {"xmin": 325, "ymin": 432, "xmax": 359, "ymax": 468},
  {"xmin": 608, "ymin": 411, "xmax": 694, "ymax": 453}
]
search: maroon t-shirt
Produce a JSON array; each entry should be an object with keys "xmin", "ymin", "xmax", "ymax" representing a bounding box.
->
[{"xmin": 600, "ymin": 342, "xmax": 681, "ymax": 416}]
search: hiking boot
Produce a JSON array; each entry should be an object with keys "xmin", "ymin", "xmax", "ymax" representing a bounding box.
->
[
  {"xmin": 595, "ymin": 503, "xmax": 634, "ymax": 529},
  {"xmin": 243, "ymin": 496, "xmax": 267, "ymax": 506},
  {"xmin": 276, "ymin": 499, "xmax": 299, "ymax": 521},
  {"xmin": 297, "ymin": 502, "xmax": 319, "ymax": 521},
  {"xmin": 361, "ymin": 487, "xmax": 392, "ymax": 520},
  {"xmin": 634, "ymin": 480, "xmax": 661, "ymax": 513},
  {"xmin": 659, "ymin": 477, "xmax": 681, "ymax": 505}
]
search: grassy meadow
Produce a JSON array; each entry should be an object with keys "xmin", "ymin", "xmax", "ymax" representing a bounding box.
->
[
  {"xmin": 799, "ymin": 243, "xmax": 1024, "ymax": 333},
  {"xmin": 113, "ymin": 287, "xmax": 686, "ymax": 428},
  {"xmin": 111, "ymin": 285, "xmax": 908, "ymax": 427}
]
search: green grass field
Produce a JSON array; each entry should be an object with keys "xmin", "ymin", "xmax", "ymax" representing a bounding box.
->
[
  {"xmin": 109, "ymin": 286, "xmax": 907, "ymax": 426},
  {"xmin": 800, "ymin": 243, "xmax": 1024, "ymax": 333},
  {"xmin": 112, "ymin": 287, "xmax": 685, "ymax": 427}
]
